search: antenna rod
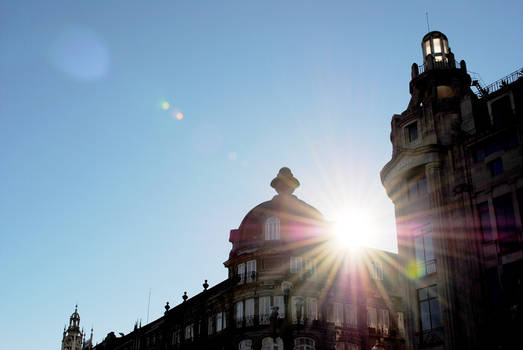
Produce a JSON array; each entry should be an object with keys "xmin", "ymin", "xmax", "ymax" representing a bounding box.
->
[
  {"xmin": 146, "ymin": 288, "xmax": 151, "ymax": 324},
  {"xmin": 425, "ymin": 12, "xmax": 430, "ymax": 32}
]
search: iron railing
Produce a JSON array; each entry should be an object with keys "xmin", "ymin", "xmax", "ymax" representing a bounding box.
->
[{"xmin": 482, "ymin": 68, "xmax": 523, "ymax": 96}]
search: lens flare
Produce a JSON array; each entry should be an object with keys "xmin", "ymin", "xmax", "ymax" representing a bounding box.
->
[
  {"xmin": 331, "ymin": 206, "xmax": 375, "ymax": 249},
  {"xmin": 161, "ymin": 102, "xmax": 170, "ymax": 110},
  {"xmin": 176, "ymin": 112, "xmax": 183, "ymax": 120}
]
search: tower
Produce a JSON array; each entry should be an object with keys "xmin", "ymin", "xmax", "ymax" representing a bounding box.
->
[
  {"xmin": 61, "ymin": 305, "xmax": 87, "ymax": 350},
  {"xmin": 382, "ymin": 30, "xmax": 523, "ymax": 350}
]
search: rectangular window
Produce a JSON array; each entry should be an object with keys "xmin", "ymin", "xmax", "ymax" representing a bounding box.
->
[
  {"xmin": 245, "ymin": 298, "xmax": 255, "ymax": 326},
  {"xmin": 184, "ymin": 324, "xmax": 194, "ymax": 341},
  {"xmin": 235, "ymin": 301, "xmax": 244, "ymax": 328},
  {"xmin": 478, "ymin": 202, "xmax": 493, "ymax": 242},
  {"xmin": 344, "ymin": 304, "xmax": 357, "ymax": 328},
  {"xmin": 417, "ymin": 285, "xmax": 442, "ymax": 331},
  {"xmin": 273, "ymin": 295, "xmax": 285, "ymax": 318},
  {"xmin": 408, "ymin": 174, "xmax": 427, "ymax": 199},
  {"xmin": 208, "ymin": 316, "xmax": 213, "ymax": 335},
  {"xmin": 488, "ymin": 158, "xmax": 504, "ymax": 176},
  {"xmin": 347, "ymin": 344, "xmax": 359, "ymax": 350},
  {"xmin": 306, "ymin": 297, "xmax": 318, "ymax": 321},
  {"xmin": 414, "ymin": 224, "xmax": 436, "ymax": 276},
  {"xmin": 494, "ymin": 194, "xmax": 518, "ymax": 254},
  {"xmin": 303, "ymin": 258, "xmax": 317, "ymax": 279},
  {"xmin": 378, "ymin": 309, "xmax": 390, "ymax": 334},
  {"xmin": 433, "ymin": 38, "xmax": 441, "ymax": 53},
  {"xmin": 216, "ymin": 312, "xmax": 223, "ymax": 332},
  {"xmin": 371, "ymin": 261, "xmax": 383, "ymax": 280},
  {"xmin": 237, "ymin": 263, "xmax": 245, "ymax": 284},
  {"xmin": 259, "ymin": 296, "xmax": 271, "ymax": 325},
  {"xmin": 407, "ymin": 122, "xmax": 418, "ymax": 142},
  {"xmin": 291, "ymin": 296, "xmax": 304, "ymax": 324},
  {"xmin": 397, "ymin": 312, "xmax": 405, "ymax": 336},
  {"xmin": 367, "ymin": 306, "xmax": 377, "ymax": 329},
  {"xmin": 491, "ymin": 95, "xmax": 513, "ymax": 128},
  {"xmin": 246, "ymin": 260, "xmax": 256, "ymax": 282},
  {"xmin": 334, "ymin": 302, "xmax": 343, "ymax": 326},
  {"xmin": 290, "ymin": 256, "xmax": 303, "ymax": 274}
]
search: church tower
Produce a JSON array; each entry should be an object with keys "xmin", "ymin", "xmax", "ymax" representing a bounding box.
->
[{"xmin": 61, "ymin": 305, "xmax": 90, "ymax": 350}]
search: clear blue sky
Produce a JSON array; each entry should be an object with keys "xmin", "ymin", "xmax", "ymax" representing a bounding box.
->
[{"xmin": 1, "ymin": 1, "xmax": 521, "ymax": 348}]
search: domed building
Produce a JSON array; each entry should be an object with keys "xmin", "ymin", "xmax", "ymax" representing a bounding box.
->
[
  {"xmin": 61, "ymin": 305, "xmax": 93, "ymax": 350},
  {"xmin": 92, "ymin": 168, "xmax": 406, "ymax": 350}
]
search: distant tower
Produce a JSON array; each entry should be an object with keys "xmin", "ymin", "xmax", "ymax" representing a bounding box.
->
[{"xmin": 61, "ymin": 305, "xmax": 84, "ymax": 350}]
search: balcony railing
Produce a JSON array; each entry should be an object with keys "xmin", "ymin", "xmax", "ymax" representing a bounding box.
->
[
  {"xmin": 417, "ymin": 60, "xmax": 461, "ymax": 75},
  {"xmin": 259, "ymin": 313, "xmax": 270, "ymax": 325},
  {"xmin": 482, "ymin": 68, "xmax": 523, "ymax": 96},
  {"xmin": 418, "ymin": 259, "xmax": 437, "ymax": 277},
  {"xmin": 417, "ymin": 327, "xmax": 444, "ymax": 348}
]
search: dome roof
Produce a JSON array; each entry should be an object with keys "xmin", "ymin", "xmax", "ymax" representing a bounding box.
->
[{"xmin": 229, "ymin": 168, "xmax": 325, "ymax": 258}]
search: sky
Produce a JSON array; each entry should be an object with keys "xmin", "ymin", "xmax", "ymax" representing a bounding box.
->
[{"xmin": 1, "ymin": 1, "xmax": 522, "ymax": 349}]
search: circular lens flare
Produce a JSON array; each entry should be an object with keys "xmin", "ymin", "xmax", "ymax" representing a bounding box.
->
[
  {"xmin": 176, "ymin": 112, "xmax": 183, "ymax": 120},
  {"xmin": 161, "ymin": 102, "xmax": 170, "ymax": 110}
]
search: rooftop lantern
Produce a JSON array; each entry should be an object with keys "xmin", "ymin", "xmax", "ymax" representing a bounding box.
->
[{"xmin": 422, "ymin": 31, "xmax": 455, "ymax": 70}]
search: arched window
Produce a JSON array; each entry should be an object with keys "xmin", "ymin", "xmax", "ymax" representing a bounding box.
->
[
  {"xmin": 262, "ymin": 337, "xmax": 284, "ymax": 350},
  {"xmin": 265, "ymin": 216, "xmax": 280, "ymax": 240},
  {"xmin": 239, "ymin": 339, "xmax": 252, "ymax": 350},
  {"xmin": 294, "ymin": 337, "xmax": 315, "ymax": 350}
]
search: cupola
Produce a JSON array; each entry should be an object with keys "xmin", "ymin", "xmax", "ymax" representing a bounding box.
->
[{"xmin": 422, "ymin": 31, "xmax": 455, "ymax": 70}]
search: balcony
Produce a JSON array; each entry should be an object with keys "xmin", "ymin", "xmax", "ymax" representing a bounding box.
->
[
  {"xmin": 417, "ymin": 327, "xmax": 444, "ymax": 348},
  {"xmin": 417, "ymin": 259, "xmax": 437, "ymax": 277}
]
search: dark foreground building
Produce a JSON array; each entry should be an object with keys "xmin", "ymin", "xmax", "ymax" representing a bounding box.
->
[
  {"xmin": 381, "ymin": 31, "xmax": 523, "ymax": 349},
  {"xmin": 91, "ymin": 168, "xmax": 407, "ymax": 350}
]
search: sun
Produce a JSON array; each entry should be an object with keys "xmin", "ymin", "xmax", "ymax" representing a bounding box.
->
[{"xmin": 331, "ymin": 206, "xmax": 375, "ymax": 249}]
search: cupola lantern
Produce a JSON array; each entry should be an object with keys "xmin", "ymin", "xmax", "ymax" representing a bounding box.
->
[{"xmin": 422, "ymin": 31, "xmax": 455, "ymax": 70}]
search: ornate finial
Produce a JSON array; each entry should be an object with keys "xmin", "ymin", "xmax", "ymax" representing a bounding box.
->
[
  {"xmin": 182, "ymin": 291, "xmax": 188, "ymax": 302},
  {"xmin": 164, "ymin": 301, "xmax": 170, "ymax": 313},
  {"xmin": 203, "ymin": 279, "xmax": 209, "ymax": 290},
  {"xmin": 270, "ymin": 167, "xmax": 300, "ymax": 195}
]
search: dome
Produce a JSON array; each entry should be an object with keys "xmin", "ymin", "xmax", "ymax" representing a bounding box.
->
[{"xmin": 229, "ymin": 168, "xmax": 326, "ymax": 258}]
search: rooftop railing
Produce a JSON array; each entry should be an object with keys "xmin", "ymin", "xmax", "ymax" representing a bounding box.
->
[{"xmin": 481, "ymin": 68, "xmax": 523, "ymax": 96}]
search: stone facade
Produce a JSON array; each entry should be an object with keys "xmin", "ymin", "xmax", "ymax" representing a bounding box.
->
[
  {"xmin": 61, "ymin": 306, "xmax": 93, "ymax": 350},
  {"xmin": 381, "ymin": 31, "xmax": 523, "ymax": 349}
]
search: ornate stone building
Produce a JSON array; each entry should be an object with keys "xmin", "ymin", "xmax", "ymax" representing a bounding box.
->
[
  {"xmin": 381, "ymin": 31, "xmax": 523, "ymax": 349},
  {"xmin": 61, "ymin": 305, "xmax": 94, "ymax": 350},
  {"xmin": 92, "ymin": 168, "xmax": 406, "ymax": 350}
]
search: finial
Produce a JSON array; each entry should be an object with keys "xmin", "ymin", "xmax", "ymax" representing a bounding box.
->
[
  {"xmin": 164, "ymin": 301, "xmax": 170, "ymax": 313},
  {"xmin": 270, "ymin": 167, "xmax": 300, "ymax": 195},
  {"xmin": 203, "ymin": 279, "xmax": 209, "ymax": 290},
  {"xmin": 182, "ymin": 291, "xmax": 188, "ymax": 302}
]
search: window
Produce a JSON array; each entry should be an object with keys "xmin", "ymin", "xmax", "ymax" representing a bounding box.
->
[
  {"xmin": 259, "ymin": 296, "xmax": 271, "ymax": 325},
  {"xmin": 303, "ymin": 259, "xmax": 317, "ymax": 279},
  {"xmin": 262, "ymin": 337, "xmax": 283, "ymax": 350},
  {"xmin": 414, "ymin": 224, "xmax": 436, "ymax": 277},
  {"xmin": 397, "ymin": 312, "xmax": 405, "ymax": 336},
  {"xmin": 208, "ymin": 316, "xmax": 214, "ymax": 335},
  {"xmin": 327, "ymin": 302, "xmax": 343, "ymax": 326},
  {"xmin": 491, "ymin": 94, "xmax": 513, "ymax": 128},
  {"xmin": 245, "ymin": 298, "xmax": 255, "ymax": 326},
  {"xmin": 306, "ymin": 297, "xmax": 318, "ymax": 321},
  {"xmin": 408, "ymin": 174, "xmax": 427, "ymax": 199},
  {"xmin": 265, "ymin": 216, "xmax": 280, "ymax": 240},
  {"xmin": 184, "ymin": 324, "xmax": 194, "ymax": 341},
  {"xmin": 407, "ymin": 122, "xmax": 418, "ymax": 142},
  {"xmin": 335, "ymin": 343, "xmax": 345, "ymax": 350},
  {"xmin": 273, "ymin": 295, "xmax": 285, "ymax": 318},
  {"xmin": 294, "ymin": 337, "xmax": 315, "ymax": 350},
  {"xmin": 370, "ymin": 261, "xmax": 383, "ymax": 280},
  {"xmin": 235, "ymin": 301, "xmax": 244, "ymax": 328},
  {"xmin": 494, "ymin": 194, "xmax": 519, "ymax": 254},
  {"xmin": 418, "ymin": 285, "xmax": 442, "ymax": 331},
  {"xmin": 347, "ymin": 344, "xmax": 358, "ymax": 350},
  {"xmin": 239, "ymin": 339, "xmax": 253, "ymax": 350},
  {"xmin": 290, "ymin": 256, "xmax": 303, "ymax": 274},
  {"xmin": 246, "ymin": 260, "xmax": 256, "ymax": 282},
  {"xmin": 478, "ymin": 202, "xmax": 494, "ymax": 242},
  {"xmin": 291, "ymin": 296, "xmax": 304, "ymax": 324},
  {"xmin": 237, "ymin": 263, "xmax": 245, "ymax": 284},
  {"xmin": 216, "ymin": 312, "xmax": 226, "ymax": 332},
  {"xmin": 367, "ymin": 306, "xmax": 377, "ymax": 329},
  {"xmin": 488, "ymin": 158, "xmax": 504, "ymax": 176},
  {"xmin": 344, "ymin": 304, "xmax": 357, "ymax": 328},
  {"xmin": 378, "ymin": 309, "xmax": 390, "ymax": 334}
]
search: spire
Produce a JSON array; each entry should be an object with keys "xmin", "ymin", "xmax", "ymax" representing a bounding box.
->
[{"xmin": 270, "ymin": 167, "xmax": 300, "ymax": 195}]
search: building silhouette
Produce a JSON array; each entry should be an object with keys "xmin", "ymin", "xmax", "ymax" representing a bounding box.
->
[
  {"xmin": 90, "ymin": 168, "xmax": 406, "ymax": 350},
  {"xmin": 61, "ymin": 305, "xmax": 93, "ymax": 350},
  {"xmin": 381, "ymin": 31, "xmax": 523, "ymax": 349}
]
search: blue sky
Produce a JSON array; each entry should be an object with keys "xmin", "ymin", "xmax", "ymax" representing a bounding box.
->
[{"xmin": 1, "ymin": 1, "xmax": 522, "ymax": 348}]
